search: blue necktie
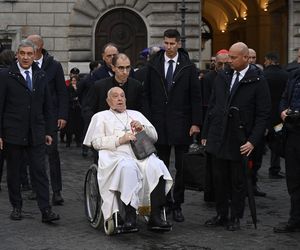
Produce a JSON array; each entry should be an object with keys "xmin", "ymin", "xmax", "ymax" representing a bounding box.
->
[
  {"xmin": 166, "ymin": 60, "xmax": 174, "ymax": 90},
  {"xmin": 25, "ymin": 70, "xmax": 32, "ymax": 91}
]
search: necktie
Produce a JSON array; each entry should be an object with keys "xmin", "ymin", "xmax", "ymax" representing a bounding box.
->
[
  {"xmin": 230, "ymin": 71, "xmax": 240, "ymax": 92},
  {"xmin": 166, "ymin": 59, "xmax": 174, "ymax": 90},
  {"xmin": 25, "ymin": 70, "xmax": 32, "ymax": 91},
  {"xmin": 36, "ymin": 61, "xmax": 40, "ymax": 68}
]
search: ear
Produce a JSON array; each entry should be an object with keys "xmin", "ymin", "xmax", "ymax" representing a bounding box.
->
[
  {"xmin": 111, "ymin": 65, "xmax": 117, "ymax": 74},
  {"xmin": 106, "ymin": 97, "xmax": 111, "ymax": 107}
]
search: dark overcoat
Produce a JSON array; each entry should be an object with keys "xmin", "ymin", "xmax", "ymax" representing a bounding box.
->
[
  {"xmin": 202, "ymin": 64, "xmax": 271, "ymax": 161},
  {"xmin": 41, "ymin": 49, "xmax": 68, "ymax": 121},
  {"xmin": 143, "ymin": 49, "xmax": 202, "ymax": 145},
  {"xmin": 0, "ymin": 62, "xmax": 54, "ymax": 146}
]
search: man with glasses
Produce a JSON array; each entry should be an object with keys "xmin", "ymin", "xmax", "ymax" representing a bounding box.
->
[
  {"xmin": 201, "ymin": 49, "xmax": 229, "ymax": 202},
  {"xmin": 84, "ymin": 53, "xmax": 143, "ymax": 134}
]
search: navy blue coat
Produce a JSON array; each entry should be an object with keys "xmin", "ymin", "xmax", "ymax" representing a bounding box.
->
[
  {"xmin": 0, "ymin": 62, "xmax": 54, "ymax": 146},
  {"xmin": 41, "ymin": 49, "xmax": 68, "ymax": 121},
  {"xmin": 143, "ymin": 49, "xmax": 202, "ymax": 145},
  {"xmin": 202, "ymin": 64, "xmax": 271, "ymax": 161}
]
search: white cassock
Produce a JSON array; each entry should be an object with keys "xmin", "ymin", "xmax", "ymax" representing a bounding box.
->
[{"xmin": 83, "ymin": 109, "xmax": 173, "ymax": 221}]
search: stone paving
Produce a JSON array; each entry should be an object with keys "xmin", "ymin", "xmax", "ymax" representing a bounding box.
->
[{"xmin": 0, "ymin": 143, "xmax": 300, "ymax": 250}]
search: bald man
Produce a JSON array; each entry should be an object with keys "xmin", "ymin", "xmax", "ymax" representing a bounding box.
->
[
  {"xmin": 202, "ymin": 42, "xmax": 271, "ymax": 231},
  {"xmin": 27, "ymin": 34, "xmax": 68, "ymax": 206}
]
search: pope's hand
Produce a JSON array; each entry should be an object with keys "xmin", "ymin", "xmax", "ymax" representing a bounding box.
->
[
  {"xmin": 119, "ymin": 132, "xmax": 136, "ymax": 145},
  {"xmin": 130, "ymin": 120, "xmax": 143, "ymax": 133}
]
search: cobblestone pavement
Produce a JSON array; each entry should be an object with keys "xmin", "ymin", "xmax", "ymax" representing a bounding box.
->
[{"xmin": 0, "ymin": 143, "xmax": 299, "ymax": 250}]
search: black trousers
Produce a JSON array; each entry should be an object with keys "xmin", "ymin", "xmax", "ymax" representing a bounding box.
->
[
  {"xmin": 269, "ymin": 150, "xmax": 281, "ymax": 175},
  {"xmin": 156, "ymin": 144, "xmax": 188, "ymax": 209},
  {"xmin": 46, "ymin": 132, "xmax": 62, "ymax": 192},
  {"xmin": 251, "ymin": 137, "xmax": 265, "ymax": 185},
  {"xmin": 211, "ymin": 155, "xmax": 246, "ymax": 219},
  {"xmin": 285, "ymin": 132, "xmax": 300, "ymax": 224},
  {"xmin": 5, "ymin": 143, "xmax": 50, "ymax": 212}
]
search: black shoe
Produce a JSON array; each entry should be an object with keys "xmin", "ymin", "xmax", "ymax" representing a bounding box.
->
[
  {"xmin": 273, "ymin": 222, "xmax": 300, "ymax": 233},
  {"xmin": 148, "ymin": 215, "xmax": 172, "ymax": 231},
  {"xmin": 269, "ymin": 172, "xmax": 285, "ymax": 179},
  {"xmin": 205, "ymin": 215, "xmax": 228, "ymax": 227},
  {"xmin": 42, "ymin": 209, "xmax": 60, "ymax": 223},
  {"xmin": 27, "ymin": 191, "xmax": 37, "ymax": 200},
  {"xmin": 226, "ymin": 218, "xmax": 240, "ymax": 231},
  {"xmin": 123, "ymin": 205, "xmax": 138, "ymax": 232},
  {"xmin": 253, "ymin": 187, "xmax": 266, "ymax": 197},
  {"xmin": 21, "ymin": 183, "xmax": 32, "ymax": 191},
  {"xmin": 173, "ymin": 208, "xmax": 185, "ymax": 222},
  {"xmin": 52, "ymin": 191, "xmax": 64, "ymax": 206},
  {"xmin": 10, "ymin": 208, "xmax": 22, "ymax": 220}
]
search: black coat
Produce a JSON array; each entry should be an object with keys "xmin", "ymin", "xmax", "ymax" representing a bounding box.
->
[
  {"xmin": 143, "ymin": 49, "xmax": 202, "ymax": 145},
  {"xmin": 41, "ymin": 49, "xmax": 68, "ymax": 121},
  {"xmin": 202, "ymin": 64, "xmax": 271, "ymax": 161},
  {"xmin": 263, "ymin": 64, "xmax": 288, "ymax": 127},
  {"xmin": 82, "ymin": 76, "xmax": 143, "ymax": 122},
  {"xmin": 0, "ymin": 62, "xmax": 54, "ymax": 146}
]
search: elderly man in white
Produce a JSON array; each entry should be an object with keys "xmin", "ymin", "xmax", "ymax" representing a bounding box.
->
[{"xmin": 83, "ymin": 87, "xmax": 173, "ymax": 232}]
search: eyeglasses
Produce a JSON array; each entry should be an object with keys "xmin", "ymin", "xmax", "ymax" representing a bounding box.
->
[{"xmin": 116, "ymin": 65, "xmax": 131, "ymax": 72}]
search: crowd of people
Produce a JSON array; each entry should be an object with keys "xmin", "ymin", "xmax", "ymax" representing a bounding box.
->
[{"xmin": 0, "ymin": 29, "xmax": 299, "ymax": 234}]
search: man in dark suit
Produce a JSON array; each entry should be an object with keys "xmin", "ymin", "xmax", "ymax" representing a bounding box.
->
[
  {"xmin": 143, "ymin": 29, "xmax": 202, "ymax": 222},
  {"xmin": 83, "ymin": 53, "xmax": 143, "ymax": 120},
  {"xmin": 273, "ymin": 68, "xmax": 300, "ymax": 233},
  {"xmin": 0, "ymin": 39, "xmax": 59, "ymax": 222},
  {"xmin": 27, "ymin": 35, "xmax": 68, "ymax": 205},
  {"xmin": 202, "ymin": 42, "xmax": 271, "ymax": 231},
  {"xmin": 263, "ymin": 52, "xmax": 288, "ymax": 179},
  {"xmin": 92, "ymin": 43, "xmax": 119, "ymax": 82}
]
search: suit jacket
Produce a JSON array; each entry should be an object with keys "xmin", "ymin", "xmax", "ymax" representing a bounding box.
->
[
  {"xmin": 82, "ymin": 76, "xmax": 143, "ymax": 123},
  {"xmin": 41, "ymin": 49, "xmax": 68, "ymax": 121},
  {"xmin": 0, "ymin": 62, "xmax": 54, "ymax": 146},
  {"xmin": 202, "ymin": 64, "xmax": 271, "ymax": 161},
  {"xmin": 143, "ymin": 49, "xmax": 202, "ymax": 145}
]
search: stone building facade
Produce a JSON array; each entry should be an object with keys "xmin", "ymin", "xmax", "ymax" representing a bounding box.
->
[
  {"xmin": 0, "ymin": 0, "xmax": 201, "ymax": 73},
  {"xmin": 0, "ymin": 0, "xmax": 300, "ymax": 73}
]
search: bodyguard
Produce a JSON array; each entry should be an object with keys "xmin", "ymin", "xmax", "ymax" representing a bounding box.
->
[
  {"xmin": 273, "ymin": 69, "xmax": 300, "ymax": 233},
  {"xmin": 143, "ymin": 29, "xmax": 202, "ymax": 222},
  {"xmin": 202, "ymin": 42, "xmax": 271, "ymax": 231},
  {"xmin": 0, "ymin": 39, "xmax": 59, "ymax": 222},
  {"xmin": 27, "ymin": 35, "xmax": 68, "ymax": 205}
]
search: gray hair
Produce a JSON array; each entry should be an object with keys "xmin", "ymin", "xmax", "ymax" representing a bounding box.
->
[{"xmin": 17, "ymin": 39, "xmax": 36, "ymax": 52}]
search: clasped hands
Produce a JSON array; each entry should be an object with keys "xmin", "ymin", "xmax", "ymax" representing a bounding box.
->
[{"xmin": 119, "ymin": 120, "xmax": 143, "ymax": 145}]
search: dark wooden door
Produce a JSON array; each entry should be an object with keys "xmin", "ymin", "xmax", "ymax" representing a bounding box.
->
[{"xmin": 95, "ymin": 8, "xmax": 147, "ymax": 67}]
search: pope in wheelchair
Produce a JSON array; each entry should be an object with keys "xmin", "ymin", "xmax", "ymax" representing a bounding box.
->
[{"xmin": 83, "ymin": 87, "xmax": 173, "ymax": 233}]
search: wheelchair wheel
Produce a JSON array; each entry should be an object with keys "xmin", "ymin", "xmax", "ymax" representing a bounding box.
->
[{"xmin": 84, "ymin": 164, "xmax": 103, "ymax": 229}]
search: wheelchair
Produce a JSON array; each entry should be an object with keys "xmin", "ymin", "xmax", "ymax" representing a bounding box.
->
[{"xmin": 84, "ymin": 164, "xmax": 171, "ymax": 235}]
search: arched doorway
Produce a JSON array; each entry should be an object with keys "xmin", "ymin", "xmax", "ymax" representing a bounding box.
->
[{"xmin": 95, "ymin": 8, "xmax": 147, "ymax": 67}]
